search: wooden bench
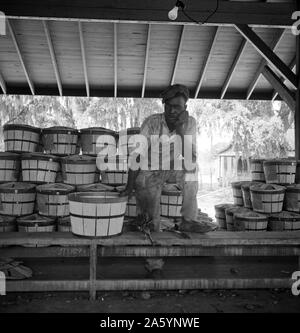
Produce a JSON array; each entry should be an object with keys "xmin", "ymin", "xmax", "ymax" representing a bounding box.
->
[{"xmin": 0, "ymin": 231, "xmax": 300, "ymax": 300}]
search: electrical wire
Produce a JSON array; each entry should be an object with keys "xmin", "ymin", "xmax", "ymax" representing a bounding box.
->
[{"xmin": 181, "ymin": 0, "xmax": 219, "ymax": 25}]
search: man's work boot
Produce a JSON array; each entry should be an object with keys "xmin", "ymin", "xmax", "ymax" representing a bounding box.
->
[{"xmin": 177, "ymin": 218, "xmax": 218, "ymax": 233}]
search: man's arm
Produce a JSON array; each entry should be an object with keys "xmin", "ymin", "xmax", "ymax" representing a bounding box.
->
[{"xmin": 175, "ymin": 112, "xmax": 197, "ymax": 172}]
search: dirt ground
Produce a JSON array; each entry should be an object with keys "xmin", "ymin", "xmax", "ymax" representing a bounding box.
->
[{"xmin": 0, "ymin": 288, "xmax": 299, "ymax": 313}]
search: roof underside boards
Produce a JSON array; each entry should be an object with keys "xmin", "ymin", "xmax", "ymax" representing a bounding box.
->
[{"xmin": 0, "ymin": 0, "xmax": 296, "ymax": 100}]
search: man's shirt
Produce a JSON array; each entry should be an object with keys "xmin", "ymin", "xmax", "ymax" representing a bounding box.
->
[{"xmin": 129, "ymin": 112, "xmax": 197, "ymax": 171}]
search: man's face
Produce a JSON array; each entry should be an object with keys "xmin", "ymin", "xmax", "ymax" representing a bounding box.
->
[{"xmin": 164, "ymin": 95, "xmax": 187, "ymax": 124}]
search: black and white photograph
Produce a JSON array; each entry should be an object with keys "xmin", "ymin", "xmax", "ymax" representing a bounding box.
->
[{"xmin": 0, "ymin": 0, "xmax": 299, "ymax": 321}]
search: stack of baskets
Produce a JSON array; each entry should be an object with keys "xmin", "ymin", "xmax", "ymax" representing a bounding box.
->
[
  {"xmin": 0, "ymin": 123, "xmax": 142, "ymax": 237},
  {"xmin": 215, "ymin": 158, "xmax": 300, "ymax": 232}
]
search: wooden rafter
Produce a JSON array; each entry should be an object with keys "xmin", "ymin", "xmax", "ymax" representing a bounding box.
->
[
  {"xmin": 272, "ymin": 57, "xmax": 296, "ymax": 101},
  {"xmin": 220, "ymin": 38, "xmax": 247, "ymax": 99},
  {"xmin": 0, "ymin": 71, "xmax": 7, "ymax": 94},
  {"xmin": 7, "ymin": 19, "xmax": 35, "ymax": 95},
  {"xmin": 246, "ymin": 29, "xmax": 286, "ymax": 100},
  {"xmin": 141, "ymin": 24, "xmax": 151, "ymax": 98},
  {"xmin": 235, "ymin": 25, "xmax": 297, "ymax": 89},
  {"xmin": 43, "ymin": 20, "xmax": 62, "ymax": 96},
  {"xmin": 194, "ymin": 27, "xmax": 220, "ymax": 99},
  {"xmin": 170, "ymin": 25, "xmax": 186, "ymax": 86},
  {"xmin": 262, "ymin": 66, "xmax": 295, "ymax": 111},
  {"xmin": 78, "ymin": 21, "xmax": 90, "ymax": 97},
  {"xmin": 114, "ymin": 22, "xmax": 117, "ymax": 98}
]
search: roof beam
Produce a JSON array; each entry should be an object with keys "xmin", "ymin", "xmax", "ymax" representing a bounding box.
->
[
  {"xmin": 194, "ymin": 27, "xmax": 220, "ymax": 99},
  {"xmin": 262, "ymin": 66, "xmax": 295, "ymax": 111},
  {"xmin": 141, "ymin": 24, "xmax": 151, "ymax": 98},
  {"xmin": 3, "ymin": 86, "xmax": 275, "ymax": 100},
  {"xmin": 170, "ymin": 25, "xmax": 186, "ymax": 86},
  {"xmin": 7, "ymin": 19, "xmax": 35, "ymax": 95},
  {"xmin": 272, "ymin": 57, "xmax": 296, "ymax": 101},
  {"xmin": 2, "ymin": 1, "xmax": 295, "ymax": 28},
  {"xmin": 246, "ymin": 29, "xmax": 286, "ymax": 100},
  {"xmin": 220, "ymin": 38, "xmax": 247, "ymax": 99},
  {"xmin": 43, "ymin": 20, "xmax": 62, "ymax": 96},
  {"xmin": 235, "ymin": 25, "xmax": 297, "ymax": 89},
  {"xmin": 78, "ymin": 21, "xmax": 90, "ymax": 97},
  {"xmin": 0, "ymin": 72, "xmax": 7, "ymax": 94},
  {"xmin": 114, "ymin": 23, "xmax": 117, "ymax": 98}
]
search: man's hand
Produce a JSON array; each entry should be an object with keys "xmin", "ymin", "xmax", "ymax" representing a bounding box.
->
[
  {"xmin": 174, "ymin": 110, "xmax": 189, "ymax": 135},
  {"xmin": 118, "ymin": 186, "xmax": 133, "ymax": 198}
]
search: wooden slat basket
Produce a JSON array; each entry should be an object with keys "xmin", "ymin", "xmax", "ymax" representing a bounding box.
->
[
  {"xmin": 21, "ymin": 153, "xmax": 60, "ymax": 184},
  {"xmin": 118, "ymin": 127, "xmax": 141, "ymax": 157},
  {"xmin": 250, "ymin": 159, "xmax": 265, "ymax": 182},
  {"xmin": 241, "ymin": 181, "xmax": 259, "ymax": 209},
  {"xmin": 263, "ymin": 159, "xmax": 296, "ymax": 185},
  {"xmin": 61, "ymin": 155, "xmax": 97, "ymax": 185},
  {"xmin": 0, "ymin": 182, "xmax": 36, "ymax": 216},
  {"xmin": 3, "ymin": 124, "xmax": 41, "ymax": 153},
  {"xmin": 36, "ymin": 183, "xmax": 75, "ymax": 217},
  {"xmin": 250, "ymin": 183, "xmax": 286, "ymax": 214},
  {"xmin": 76, "ymin": 183, "xmax": 115, "ymax": 192},
  {"xmin": 57, "ymin": 216, "xmax": 72, "ymax": 232},
  {"xmin": 99, "ymin": 155, "xmax": 128, "ymax": 186},
  {"xmin": 68, "ymin": 192, "xmax": 128, "ymax": 237},
  {"xmin": 0, "ymin": 215, "xmax": 16, "ymax": 232},
  {"xmin": 42, "ymin": 126, "xmax": 79, "ymax": 155},
  {"xmin": 80, "ymin": 127, "xmax": 117, "ymax": 156},
  {"xmin": 233, "ymin": 211, "xmax": 268, "ymax": 231},
  {"xmin": 231, "ymin": 181, "xmax": 250, "ymax": 206},
  {"xmin": 116, "ymin": 185, "xmax": 137, "ymax": 218},
  {"xmin": 268, "ymin": 211, "xmax": 300, "ymax": 231},
  {"xmin": 214, "ymin": 203, "xmax": 235, "ymax": 229},
  {"xmin": 224, "ymin": 206, "xmax": 251, "ymax": 231},
  {"xmin": 160, "ymin": 183, "xmax": 182, "ymax": 219},
  {"xmin": 0, "ymin": 152, "xmax": 20, "ymax": 182},
  {"xmin": 17, "ymin": 214, "xmax": 56, "ymax": 247},
  {"xmin": 284, "ymin": 184, "xmax": 300, "ymax": 213}
]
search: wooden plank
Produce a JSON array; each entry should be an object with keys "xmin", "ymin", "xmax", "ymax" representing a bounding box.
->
[
  {"xmin": 170, "ymin": 25, "xmax": 185, "ymax": 85},
  {"xmin": 235, "ymin": 25, "xmax": 297, "ymax": 89},
  {"xmin": 221, "ymin": 38, "xmax": 247, "ymax": 99},
  {"xmin": 43, "ymin": 20, "xmax": 63, "ymax": 96},
  {"xmin": 114, "ymin": 22, "xmax": 117, "ymax": 98},
  {"xmin": 247, "ymin": 29, "xmax": 286, "ymax": 99},
  {"xmin": 78, "ymin": 21, "xmax": 90, "ymax": 97},
  {"xmin": 194, "ymin": 27, "xmax": 220, "ymax": 98},
  {"xmin": 6, "ymin": 280, "xmax": 89, "ymax": 292},
  {"xmin": 262, "ymin": 66, "xmax": 295, "ymax": 111},
  {"xmin": 7, "ymin": 19, "xmax": 35, "ymax": 95},
  {"xmin": 3, "ymin": 85, "xmax": 274, "ymax": 100},
  {"xmin": 0, "ymin": 71, "xmax": 7, "ymax": 94},
  {"xmin": 89, "ymin": 242, "xmax": 97, "ymax": 300},
  {"xmin": 272, "ymin": 57, "xmax": 296, "ymax": 101},
  {"xmin": 2, "ymin": 1, "xmax": 295, "ymax": 27},
  {"xmin": 6, "ymin": 278, "xmax": 292, "ymax": 292},
  {"xmin": 141, "ymin": 24, "xmax": 151, "ymax": 98},
  {"xmin": 1, "ymin": 231, "xmax": 300, "ymax": 246},
  {"xmin": 1, "ymin": 245, "xmax": 299, "ymax": 258}
]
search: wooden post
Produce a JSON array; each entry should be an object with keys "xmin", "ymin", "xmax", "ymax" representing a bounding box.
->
[
  {"xmin": 295, "ymin": 11, "xmax": 300, "ymax": 160},
  {"xmin": 89, "ymin": 242, "xmax": 97, "ymax": 301}
]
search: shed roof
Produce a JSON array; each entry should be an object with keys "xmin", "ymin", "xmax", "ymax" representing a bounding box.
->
[{"xmin": 0, "ymin": 0, "xmax": 297, "ymax": 100}]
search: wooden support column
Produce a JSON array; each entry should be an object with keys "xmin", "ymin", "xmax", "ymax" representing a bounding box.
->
[
  {"xmin": 295, "ymin": 26, "xmax": 300, "ymax": 160},
  {"xmin": 89, "ymin": 242, "xmax": 97, "ymax": 301}
]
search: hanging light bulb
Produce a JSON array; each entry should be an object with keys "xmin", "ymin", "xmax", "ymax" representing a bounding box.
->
[
  {"xmin": 168, "ymin": 1, "xmax": 185, "ymax": 21},
  {"xmin": 168, "ymin": 6, "xmax": 179, "ymax": 21}
]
